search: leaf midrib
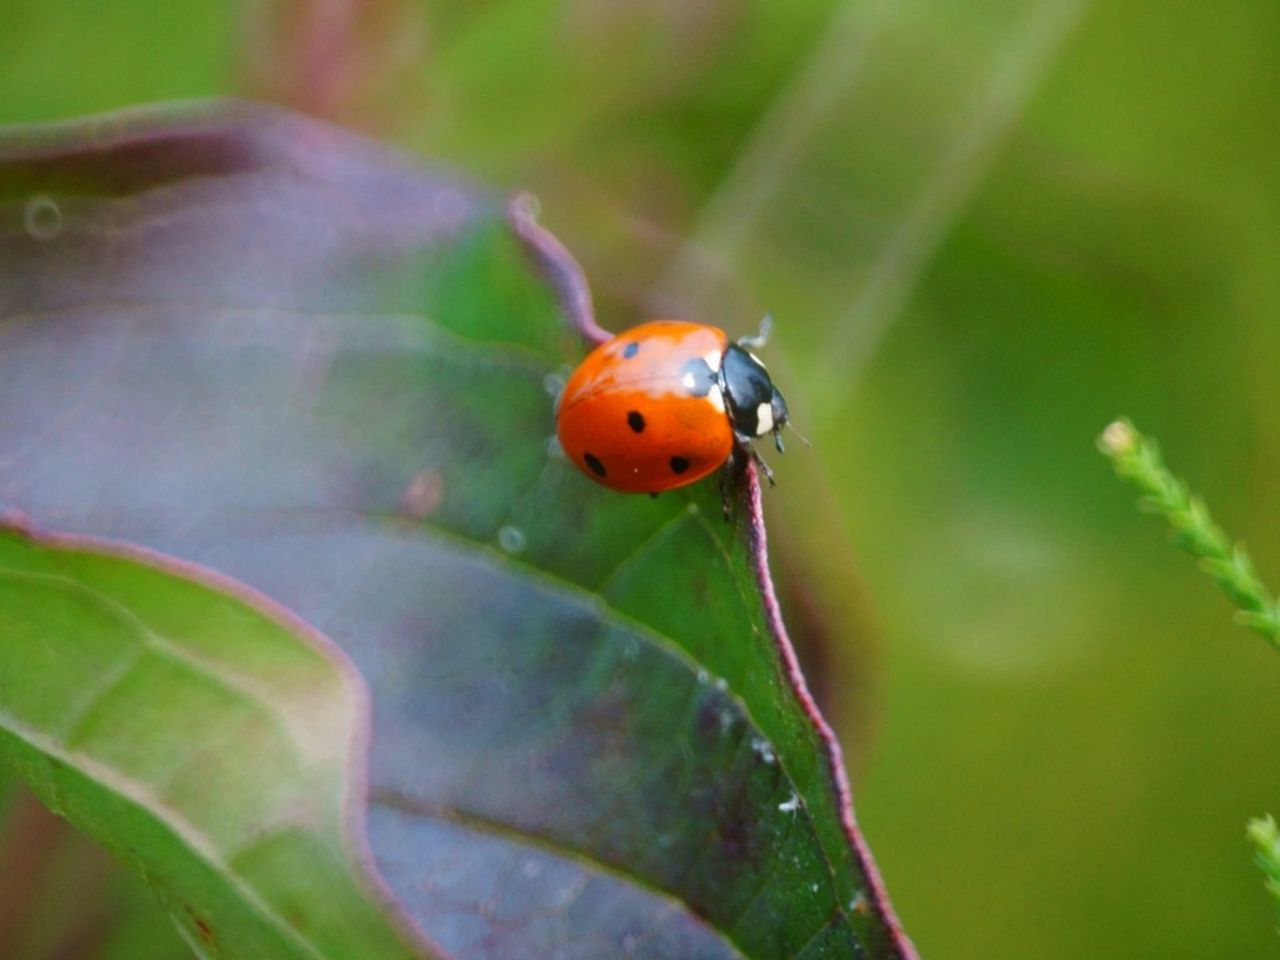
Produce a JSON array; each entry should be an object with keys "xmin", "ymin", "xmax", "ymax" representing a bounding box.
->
[
  {"xmin": 367, "ymin": 512, "xmax": 856, "ymax": 956},
  {"xmin": 371, "ymin": 788, "xmax": 750, "ymax": 960}
]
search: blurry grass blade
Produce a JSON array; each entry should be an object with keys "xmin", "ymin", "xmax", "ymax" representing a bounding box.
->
[
  {"xmin": 812, "ymin": 0, "xmax": 1090, "ymax": 410},
  {"xmin": 661, "ymin": 0, "xmax": 1090, "ymax": 416},
  {"xmin": 660, "ymin": 0, "xmax": 888, "ymax": 262}
]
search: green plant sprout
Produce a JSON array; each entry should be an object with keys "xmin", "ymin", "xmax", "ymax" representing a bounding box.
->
[
  {"xmin": 1099, "ymin": 418, "xmax": 1280, "ymax": 930},
  {"xmin": 1248, "ymin": 817, "xmax": 1280, "ymax": 923},
  {"xmin": 1097, "ymin": 418, "xmax": 1280, "ymax": 646}
]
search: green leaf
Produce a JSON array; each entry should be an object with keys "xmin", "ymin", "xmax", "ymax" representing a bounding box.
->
[
  {"xmin": 0, "ymin": 524, "xmax": 421, "ymax": 959},
  {"xmin": 0, "ymin": 785, "xmax": 193, "ymax": 960},
  {"xmin": 0, "ymin": 102, "xmax": 913, "ymax": 958}
]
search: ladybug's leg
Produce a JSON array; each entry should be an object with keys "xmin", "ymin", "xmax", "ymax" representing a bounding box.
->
[
  {"xmin": 737, "ymin": 313, "xmax": 773, "ymax": 350},
  {"xmin": 719, "ymin": 445, "xmax": 748, "ymax": 521},
  {"xmin": 750, "ymin": 446, "xmax": 777, "ymax": 487},
  {"xmin": 719, "ymin": 467, "xmax": 734, "ymax": 521},
  {"xmin": 733, "ymin": 431, "xmax": 776, "ymax": 486},
  {"xmin": 727, "ymin": 430, "xmax": 775, "ymax": 487}
]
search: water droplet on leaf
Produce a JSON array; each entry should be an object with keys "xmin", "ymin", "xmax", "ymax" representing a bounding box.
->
[
  {"xmin": 498, "ymin": 525, "xmax": 527, "ymax": 554},
  {"xmin": 24, "ymin": 195, "xmax": 63, "ymax": 242}
]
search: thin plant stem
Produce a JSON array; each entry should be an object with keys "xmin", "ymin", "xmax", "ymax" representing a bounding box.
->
[
  {"xmin": 1097, "ymin": 418, "xmax": 1280, "ymax": 647},
  {"xmin": 1248, "ymin": 816, "xmax": 1280, "ymax": 930},
  {"xmin": 1101, "ymin": 418, "xmax": 1280, "ymax": 929}
]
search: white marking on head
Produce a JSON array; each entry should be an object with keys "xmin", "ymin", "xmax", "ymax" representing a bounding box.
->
[
  {"xmin": 681, "ymin": 372, "xmax": 697, "ymax": 391},
  {"xmin": 756, "ymin": 402, "xmax": 774, "ymax": 436},
  {"xmin": 704, "ymin": 349, "xmax": 722, "ymax": 373},
  {"xmin": 706, "ymin": 385, "xmax": 725, "ymax": 413}
]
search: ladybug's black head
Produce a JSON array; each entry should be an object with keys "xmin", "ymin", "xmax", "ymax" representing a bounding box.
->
[{"xmin": 720, "ymin": 343, "xmax": 789, "ymax": 452}]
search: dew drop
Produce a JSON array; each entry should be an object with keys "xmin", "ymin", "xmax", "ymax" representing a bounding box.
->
[
  {"xmin": 498, "ymin": 525, "xmax": 527, "ymax": 554},
  {"xmin": 551, "ymin": 880, "xmax": 581, "ymax": 908},
  {"xmin": 751, "ymin": 737, "xmax": 776, "ymax": 765},
  {"xmin": 544, "ymin": 371, "xmax": 566, "ymax": 397},
  {"xmin": 24, "ymin": 194, "xmax": 63, "ymax": 242},
  {"xmin": 714, "ymin": 676, "xmax": 728, "ymax": 692},
  {"xmin": 521, "ymin": 859, "xmax": 542, "ymax": 879},
  {"xmin": 696, "ymin": 668, "xmax": 709, "ymax": 684},
  {"xmin": 513, "ymin": 192, "xmax": 542, "ymax": 219}
]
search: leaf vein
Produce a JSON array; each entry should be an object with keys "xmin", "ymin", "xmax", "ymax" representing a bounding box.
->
[{"xmin": 0, "ymin": 708, "xmax": 330, "ymax": 960}]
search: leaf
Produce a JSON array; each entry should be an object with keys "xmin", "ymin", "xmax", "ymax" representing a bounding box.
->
[
  {"xmin": 0, "ymin": 101, "xmax": 913, "ymax": 959},
  {"xmin": 0, "ymin": 780, "xmax": 236, "ymax": 960},
  {"xmin": 0, "ymin": 523, "xmax": 423, "ymax": 959}
]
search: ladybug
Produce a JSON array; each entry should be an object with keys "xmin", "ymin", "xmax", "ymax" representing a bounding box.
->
[{"xmin": 555, "ymin": 318, "xmax": 791, "ymax": 496}]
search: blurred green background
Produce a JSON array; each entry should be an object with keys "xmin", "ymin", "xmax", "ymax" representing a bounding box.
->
[{"xmin": 4, "ymin": 1, "xmax": 1280, "ymax": 957}]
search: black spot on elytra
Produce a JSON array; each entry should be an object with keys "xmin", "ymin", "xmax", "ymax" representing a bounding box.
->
[
  {"xmin": 627, "ymin": 411, "xmax": 645, "ymax": 433},
  {"xmin": 622, "ymin": 342, "xmax": 640, "ymax": 358},
  {"xmin": 670, "ymin": 456, "xmax": 690, "ymax": 475},
  {"xmin": 584, "ymin": 453, "xmax": 606, "ymax": 477}
]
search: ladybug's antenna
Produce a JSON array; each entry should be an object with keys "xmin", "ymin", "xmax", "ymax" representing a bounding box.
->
[
  {"xmin": 783, "ymin": 421, "xmax": 812, "ymax": 450},
  {"xmin": 738, "ymin": 313, "xmax": 773, "ymax": 351}
]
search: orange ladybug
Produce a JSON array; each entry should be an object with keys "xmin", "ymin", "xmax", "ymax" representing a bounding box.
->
[{"xmin": 555, "ymin": 319, "xmax": 791, "ymax": 494}]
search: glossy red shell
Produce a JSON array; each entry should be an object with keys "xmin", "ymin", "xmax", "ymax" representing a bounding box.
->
[{"xmin": 556, "ymin": 320, "xmax": 734, "ymax": 493}]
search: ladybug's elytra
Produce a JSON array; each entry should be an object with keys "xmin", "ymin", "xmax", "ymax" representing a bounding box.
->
[{"xmin": 555, "ymin": 319, "xmax": 791, "ymax": 495}]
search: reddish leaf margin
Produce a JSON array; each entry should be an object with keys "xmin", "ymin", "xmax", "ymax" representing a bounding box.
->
[{"xmin": 509, "ymin": 196, "xmax": 919, "ymax": 960}]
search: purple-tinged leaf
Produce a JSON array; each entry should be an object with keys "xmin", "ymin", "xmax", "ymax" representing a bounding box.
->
[{"xmin": 0, "ymin": 101, "xmax": 915, "ymax": 959}]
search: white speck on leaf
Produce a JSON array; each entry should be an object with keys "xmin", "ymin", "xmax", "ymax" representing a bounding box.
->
[{"xmin": 752, "ymin": 737, "xmax": 776, "ymax": 764}]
